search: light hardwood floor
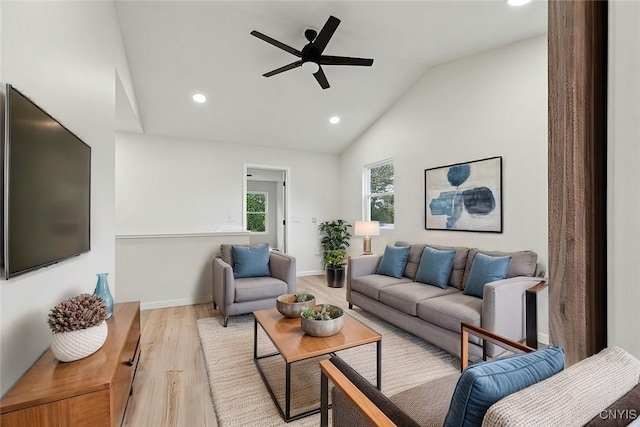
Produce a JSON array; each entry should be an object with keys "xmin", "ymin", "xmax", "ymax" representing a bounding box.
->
[{"xmin": 122, "ymin": 275, "xmax": 342, "ymax": 427}]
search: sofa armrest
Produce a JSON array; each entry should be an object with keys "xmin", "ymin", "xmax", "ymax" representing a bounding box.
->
[
  {"xmin": 347, "ymin": 255, "xmax": 383, "ymax": 298},
  {"xmin": 482, "ymin": 277, "xmax": 546, "ymax": 356},
  {"xmin": 212, "ymin": 257, "xmax": 235, "ymax": 309},
  {"xmin": 348, "ymin": 255, "xmax": 382, "ymax": 278},
  {"xmin": 269, "ymin": 251, "xmax": 297, "ymax": 294}
]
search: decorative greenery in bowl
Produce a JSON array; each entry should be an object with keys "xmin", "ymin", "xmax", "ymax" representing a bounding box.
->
[
  {"xmin": 300, "ymin": 304, "xmax": 345, "ymax": 337},
  {"xmin": 276, "ymin": 293, "xmax": 316, "ymax": 318}
]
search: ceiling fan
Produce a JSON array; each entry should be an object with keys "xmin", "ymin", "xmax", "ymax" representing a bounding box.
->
[{"xmin": 250, "ymin": 15, "xmax": 374, "ymax": 90}]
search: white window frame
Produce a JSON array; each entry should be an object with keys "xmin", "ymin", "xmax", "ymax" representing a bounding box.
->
[
  {"xmin": 247, "ymin": 191, "xmax": 268, "ymax": 234},
  {"xmin": 363, "ymin": 158, "xmax": 395, "ymax": 229}
]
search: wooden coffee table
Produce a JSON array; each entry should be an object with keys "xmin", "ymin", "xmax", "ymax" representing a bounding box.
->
[{"xmin": 253, "ymin": 308, "xmax": 381, "ymax": 422}]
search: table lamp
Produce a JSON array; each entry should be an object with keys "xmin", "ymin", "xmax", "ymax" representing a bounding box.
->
[{"xmin": 354, "ymin": 221, "xmax": 380, "ymax": 255}]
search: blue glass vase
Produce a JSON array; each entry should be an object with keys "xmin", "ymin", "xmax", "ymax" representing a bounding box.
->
[{"xmin": 94, "ymin": 273, "xmax": 113, "ymax": 319}]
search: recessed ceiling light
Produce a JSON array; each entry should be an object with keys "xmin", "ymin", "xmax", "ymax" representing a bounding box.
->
[
  {"xmin": 329, "ymin": 116, "xmax": 340, "ymax": 124},
  {"xmin": 507, "ymin": 0, "xmax": 532, "ymax": 6},
  {"xmin": 192, "ymin": 93, "xmax": 207, "ymax": 103}
]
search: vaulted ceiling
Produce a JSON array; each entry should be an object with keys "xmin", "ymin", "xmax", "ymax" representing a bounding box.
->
[{"xmin": 115, "ymin": 1, "xmax": 547, "ymax": 154}]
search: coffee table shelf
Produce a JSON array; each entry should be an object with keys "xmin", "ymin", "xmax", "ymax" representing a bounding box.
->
[{"xmin": 253, "ymin": 308, "xmax": 381, "ymax": 422}]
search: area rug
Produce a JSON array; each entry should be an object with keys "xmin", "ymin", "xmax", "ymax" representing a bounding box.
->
[{"xmin": 197, "ymin": 305, "xmax": 459, "ymax": 426}]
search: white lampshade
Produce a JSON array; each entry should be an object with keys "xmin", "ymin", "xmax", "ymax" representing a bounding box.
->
[{"xmin": 354, "ymin": 221, "xmax": 380, "ymax": 236}]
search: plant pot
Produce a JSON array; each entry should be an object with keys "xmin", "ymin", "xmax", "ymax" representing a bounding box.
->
[
  {"xmin": 326, "ymin": 267, "xmax": 345, "ymax": 288},
  {"xmin": 276, "ymin": 294, "xmax": 316, "ymax": 318},
  {"xmin": 301, "ymin": 305, "xmax": 345, "ymax": 337},
  {"xmin": 50, "ymin": 321, "xmax": 108, "ymax": 362}
]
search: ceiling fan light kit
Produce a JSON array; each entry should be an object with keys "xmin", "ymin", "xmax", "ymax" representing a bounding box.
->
[{"xmin": 251, "ymin": 15, "xmax": 374, "ymax": 89}]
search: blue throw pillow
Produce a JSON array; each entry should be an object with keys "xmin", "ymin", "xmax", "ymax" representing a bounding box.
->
[
  {"xmin": 232, "ymin": 244, "xmax": 270, "ymax": 278},
  {"xmin": 415, "ymin": 246, "xmax": 456, "ymax": 288},
  {"xmin": 464, "ymin": 253, "xmax": 511, "ymax": 298},
  {"xmin": 376, "ymin": 245, "xmax": 411, "ymax": 279},
  {"xmin": 444, "ymin": 347, "xmax": 565, "ymax": 427}
]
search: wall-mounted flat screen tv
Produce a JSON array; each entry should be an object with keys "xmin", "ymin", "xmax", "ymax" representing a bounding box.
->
[{"xmin": 3, "ymin": 84, "xmax": 91, "ymax": 279}]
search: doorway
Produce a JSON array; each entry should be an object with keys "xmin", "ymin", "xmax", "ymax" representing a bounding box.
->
[{"xmin": 243, "ymin": 164, "xmax": 290, "ymax": 253}]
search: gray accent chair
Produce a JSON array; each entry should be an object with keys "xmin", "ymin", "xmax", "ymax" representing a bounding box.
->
[{"xmin": 212, "ymin": 244, "xmax": 297, "ymax": 326}]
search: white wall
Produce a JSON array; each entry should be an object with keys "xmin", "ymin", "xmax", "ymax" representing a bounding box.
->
[
  {"xmin": 340, "ymin": 36, "xmax": 548, "ymax": 336},
  {"xmin": 608, "ymin": 1, "xmax": 640, "ymax": 359},
  {"xmin": 116, "ymin": 233, "xmax": 250, "ymax": 310},
  {"xmin": 0, "ymin": 2, "xmax": 122, "ymax": 395},
  {"xmin": 116, "ymin": 132, "xmax": 341, "ymax": 274}
]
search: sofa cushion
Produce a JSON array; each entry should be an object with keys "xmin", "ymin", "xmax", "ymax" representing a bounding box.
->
[
  {"xmin": 330, "ymin": 356, "xmax": 420, "ymax": 427},
  {"xmin": 462, "ymin": 249, "xmax": 537, "ymax": 289},
  {"xmin": 415, "ymin": 246, "xmax": 456, "ymax": 289},
  {"xmin": 379, "ymin": 283, "xmax": 460, "ymax": 316},
  {"xmin": 220, "ymin": 244, "xmax": 239, "ymax": 266},
  {"xmin": 484, "ymin": 346, "xmax": 640, "ymax": 427},
  {"xmin": 351, "ymin": 274, "xmax": 412, "ymax": 300},
  {"xmin": 395, "ymin": 242, "xmax": 427, "ymax": 280},
  {"xmin": 429, "ymin": 245, "xmax": 470, "ymax": 289},
  {"xmin": 417, "ymin": 293, "xmax": 482, "ymax": 343},
  {"xmin": 232, "ymin": 244, "xmax": 271, "ymax": 278},
  {"xmin": 377, "ymin": 245, "xmax": 411, "ymax": 279},
  {"xmin": 463, "ymin": 253, "xmax": 511, "ymax": 298},
  {"xmin": 583, "ymin": 384, "xmax": 640, "ymax": 426},
  {"xmin": 444, "ymin": 347, "xmax": 565, "ymax": 427},
  {"xmin": 234, "ymin": 276, "xmax": 287, "ymax": 302}
]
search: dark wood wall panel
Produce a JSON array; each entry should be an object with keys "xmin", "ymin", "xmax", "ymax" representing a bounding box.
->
[{"xmin": 548, "ymin": 0, "xmax": 608, "ymax": 366}]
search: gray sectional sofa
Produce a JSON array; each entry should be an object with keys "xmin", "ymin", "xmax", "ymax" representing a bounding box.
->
[{"xmin": 347, "ymin": 242, "xmax": 542, "ymax": 358}]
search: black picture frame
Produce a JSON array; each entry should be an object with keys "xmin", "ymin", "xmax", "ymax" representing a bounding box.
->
[{"xmin": 424, "ymin": 156, "xmax": 503, "ymax": 233}]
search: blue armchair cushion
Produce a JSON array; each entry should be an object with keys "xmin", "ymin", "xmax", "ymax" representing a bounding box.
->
[
  {"xmin": 415, "ymin": 246, "xmax": 456, "ymax": 288},
  {"xmin": 444, "ymin": 347, "xmax": 565, "ymax": 427},
  {"xmin": 376, "ymin": 245, "xmax": 411, "ymax": 279},
  {"xmin": 232, "ymin": 244, "xmax": 271, "ymax": 278},
  {"xmin": 464, "ymin": 253, "xmax": 511, "ymax": 298}
]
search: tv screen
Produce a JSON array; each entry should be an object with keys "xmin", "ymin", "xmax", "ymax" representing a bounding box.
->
[{"xmin": 3, "ymin": 84, "xmax": 91, "ymax": 279}]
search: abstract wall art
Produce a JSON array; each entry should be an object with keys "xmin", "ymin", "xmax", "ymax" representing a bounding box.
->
[{"xmin": 424, "ymin": 156, "xmax": 502, "ymax": 232}]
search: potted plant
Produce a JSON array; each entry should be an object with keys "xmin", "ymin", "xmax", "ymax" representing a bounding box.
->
[
  {"xmin": 319, "ymin": 220, "xmax": 352, "ymax": 287},
  {"xmin": 300, "ymin": 304, "xmax": 345, "ymax": 337},
  {"xmin": 48, "ymin": 293, "xmax": 108, "ymax": 362},
  {"xmin": 276, "ymin": 293, "xmax": 316, "ymax": 318}
]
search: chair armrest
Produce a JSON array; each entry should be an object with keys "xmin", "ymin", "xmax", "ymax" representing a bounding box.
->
[
  {"xmin": 460, "ymin": 323, "xmax": 534, "ymax": 371},
  {"xmin": 319, "ymin": 359, "xmax": 396, "ymax": 427},
  {"xmin": 482, "ymin": 277, "xmax": 547, "ymax": 357},
  {"xmin": 269, "ymin": 252, "xmax": 297, "ymax": 294},
  {"xmin": 526, "ymin": 281, "xmax": 548, "ymax": 348},
  {"xmin": 212, "ymin": 257, "xmax": 235, "ymax": 308}
]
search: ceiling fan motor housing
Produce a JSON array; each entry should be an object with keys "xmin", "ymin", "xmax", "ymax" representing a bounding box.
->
[{"xmin": 304, "ymin": 28, "xmax": 318, "ymax": 42}]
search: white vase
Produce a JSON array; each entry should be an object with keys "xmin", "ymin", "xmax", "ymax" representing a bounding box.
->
[{"xmin": 50, "ymin": 321, "xmax": 108, "ymax": 362}]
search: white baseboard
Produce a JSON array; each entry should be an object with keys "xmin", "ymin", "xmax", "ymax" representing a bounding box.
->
[
  {"xmin": 140, "ymin": 271, "xmax": 327, "ymax": 309},
  {"xmin": 538, "ymin": 332, "xmax": 549, "ymax": 346},
  {"xmin": 140, "ymin": 296, "xmax": 211, "ymax": 311},
  {"xmin": 298, "ymin": 270, "xmax": 325, "ymax": 277}
]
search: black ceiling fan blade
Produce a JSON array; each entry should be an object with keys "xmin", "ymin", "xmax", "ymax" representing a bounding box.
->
[
  {"xmin": 312, "ymin": 16, "xmax": 340, "ymax": 54},
  {"xmin": 313, "ymin": 67, "xmax": 330, "ymax": 90},
  {"xmin": 250, "ymin": 30, "xmax": 302, "ymax": 57},
  {"xmin": 319, "ymin": 56, "xmax": 374, "ymax": 67},
  {"xmin": 263, "ymin": 61, "xmax": 302, "ymax": 77}
]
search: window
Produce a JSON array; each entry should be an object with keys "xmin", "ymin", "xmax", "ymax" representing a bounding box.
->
[
  {"xmin": 365, "ymin": 160, "xmax": 394, "ymax": 228},
  {"xmin": 247, "ymin": 191, "xmax": 267, "ymax": 233}
]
